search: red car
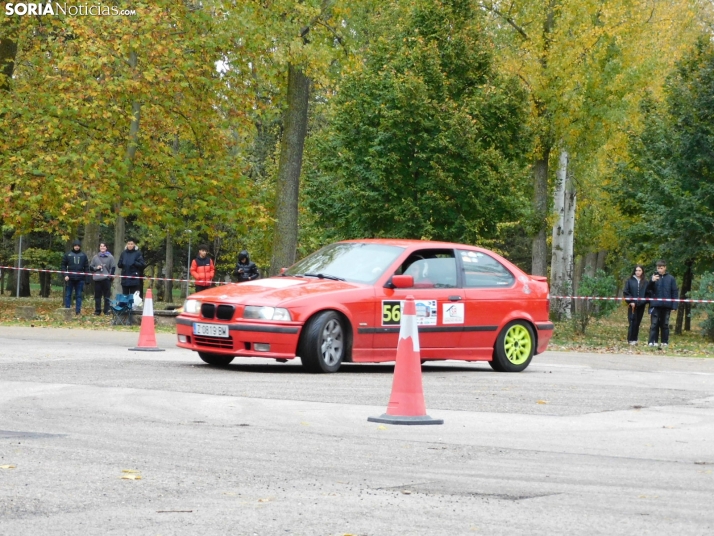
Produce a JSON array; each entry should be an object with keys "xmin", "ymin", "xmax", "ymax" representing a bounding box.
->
[{"xmin": 176, "ymin": 239, "xmax": 553, "ymax": 373}]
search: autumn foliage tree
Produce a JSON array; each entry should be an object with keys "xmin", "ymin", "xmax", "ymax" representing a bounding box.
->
[{"xmin": 305, "ymin": 0, "xmax": 532, "ymax": 244}]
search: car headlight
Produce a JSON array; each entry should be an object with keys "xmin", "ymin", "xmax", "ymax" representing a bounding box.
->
[
  {"xmin": 183, "ymin": 299, "xmax": 202, "ymax": 314},
  {"xmin": 243, "ymin": 306, "xmax": 292, "ymax": 321}
]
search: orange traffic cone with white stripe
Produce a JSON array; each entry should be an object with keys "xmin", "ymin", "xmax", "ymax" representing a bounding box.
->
[
  {"xmin": 129, "ymin": 288, "xmax": 165, "ymax": 352},
  {"xmin": 368, "ymin": 295, "xmax": 443, "ymax": 425}
]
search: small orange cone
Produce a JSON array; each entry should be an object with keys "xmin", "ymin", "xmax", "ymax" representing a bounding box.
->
[
  {"xmin": 368, "ymin": 295, "xmax": 443, "ymax": 425},
  {"xmin": 129, "ymin": 288, "xmax": 165, "ymax": 352}
]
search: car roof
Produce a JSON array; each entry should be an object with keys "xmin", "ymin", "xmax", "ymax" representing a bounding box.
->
[
  {"xmin": 339, "ymin": 238, "xmax": 481, "ymax": 250},
  {"xmin": 337, "ymin": 238, "xmax": 524, "ymax": 274}
]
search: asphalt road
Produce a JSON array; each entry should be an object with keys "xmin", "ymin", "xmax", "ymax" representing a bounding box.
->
[{"xmin": 1, "ymin": 326, "xmax": 713, "ymax": 536}]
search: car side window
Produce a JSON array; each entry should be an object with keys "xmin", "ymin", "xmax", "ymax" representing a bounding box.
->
[
  {"xmin": 397, "ymin": 250, "xmax": 458, "ymax": 288},
  {"xmin": 458, "ymin": 250, "xmax": 515, "ymax": 288}
]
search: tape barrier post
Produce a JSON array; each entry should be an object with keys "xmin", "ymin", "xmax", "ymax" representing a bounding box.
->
[
  {"xmin": 369, "ymin": 295, "xmax": 443, "ymax": 426},
  {"xmin": 129, "ymin": 288, "xmax": 165, "ymax": 352}
]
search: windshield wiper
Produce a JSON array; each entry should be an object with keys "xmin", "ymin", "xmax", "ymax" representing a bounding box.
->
[{"xmin": 303, "ymin": 273, "xmax": 345, "ymax": 281}]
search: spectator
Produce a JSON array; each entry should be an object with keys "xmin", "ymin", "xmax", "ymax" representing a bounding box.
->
[
  {"xmin": 233, "ymin": 250, "xmax": 260, "ymax": 282},
  {"xmin": 190, "ymin": 244, "xmax": 215, "ymax": 292},
  {"xmin": 623, "ymin": 264, "xmax": 647, "ymax": 345},
  {"xmin": 90, "ymin": 242, "xmax": 116, "ymax": 315},
  {"xmin": 646, "ymin": 260, "xmax": 679, "ymax": 348},
  {"xmin": 61, "ymin": 240, "xmax": 89, "ymax": 315},
  {"xmin": 117, "ymin": 239, "xmax": 146, "ymax": 297}
]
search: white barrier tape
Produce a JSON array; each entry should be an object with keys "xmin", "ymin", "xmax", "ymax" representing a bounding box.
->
[
  {"xmin": 551, "ymin": 295, "xmax": 714, "ymax": 304},
  {"xmin": 0, "ymin": 265, "xmax": 229, "ymax": 286},
  {"xmin": 2, "ymin": 265, "xmax": 712, "ymax": 303}
]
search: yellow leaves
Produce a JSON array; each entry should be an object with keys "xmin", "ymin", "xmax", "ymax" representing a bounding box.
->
[
  {"xmin": 120, "ymin": 469, "xmax": 142, "ymax": 480},
  {"xmin": 0, "ymin": 465, "xmax": 17, "ymax": 469},
  {"xmin": 536, "ymin": 400, "xmax": 549, "ymax": 405}
]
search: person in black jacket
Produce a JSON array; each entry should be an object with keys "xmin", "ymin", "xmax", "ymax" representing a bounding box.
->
[
  {"xmin": 61, "ymin": 240, "xmax": 89, "ymax": 315},
  {"xmin": 623, "ymin": 265, "xmax": 648, "ymax": 345},
  {"xmin": 117, "ymin": 239, "xmax": 146, "ymax": 297},
  {"xmin": 646, "ymin": 260, "xmax": 679, "ymax": 348},
  {"xmin": 233, "ymin": 250, "xmax": 260, "ymax": 282}
]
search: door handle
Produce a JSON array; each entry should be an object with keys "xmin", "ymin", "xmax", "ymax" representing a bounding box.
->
[{"xmin": 448, "ymin": 295, "xmax": 462, "ymax": 301}]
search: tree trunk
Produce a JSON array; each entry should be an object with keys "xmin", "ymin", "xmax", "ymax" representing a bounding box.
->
[
  {"xmin": 39, "ymin": 271, "xmax": 52, "ymax": 298},
  {"xmin": 531, "ymin": 150, "xmax": 550, "ymax": 276},
  {"xmin": 19, "ymin": 270, "xmax": 30, "ymax": 297},
  {"xmin": 114, "ymin": 49, "xmax": 141, "ymax": 295},
  {"xmin": 675, "ymin": 260, "xmax": 693, "ymax": 335},
  {"xmin": 550, "ymin": 150, "xmax": 568, "ymax": 319},
  {"xmin": 563, "ymin": 171, "xmax": 576, "ymax": 303},
  {"xmin": 0, "ymin": 17, "xmax": 18, "ymax": 92},
  {"xmin": 165, "ymin": 231, "xmax": 174, "ymax": 303},
  {"xmin": 83, "ymin": 221, "xmax": 100, "ymax": 298},
  {"xmin": 584, "ymin": 253, "xmax": 597, "ymax": 278},
  {"xmin": 596, "ymin": 250, "xmax": 607, "ymax": 272},
  {"xmin": 269, "ymin": 64, "xmax": 310, "ymax": 275}
]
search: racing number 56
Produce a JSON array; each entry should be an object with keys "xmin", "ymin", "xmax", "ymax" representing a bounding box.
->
[{"xmin": 382, "ymin": 301, "xmax": 401, "ymax": 325}]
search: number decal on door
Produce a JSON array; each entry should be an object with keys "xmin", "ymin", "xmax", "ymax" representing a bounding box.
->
[{"xmin": 382, "ymin": 301, "xmax": 401, "ymax": 325}]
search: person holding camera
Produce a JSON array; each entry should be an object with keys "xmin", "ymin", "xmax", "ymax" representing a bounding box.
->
[
  {"xmin": 233, "ymin": 250, "xmax": 260, "ymax": 282},
  {"xmin": 623, "ymin": 264, "xmax": 648, "ymax": 345},
  {"xmin": 646, "ymin": 260, "xmax": 678, "ymax": 348}
]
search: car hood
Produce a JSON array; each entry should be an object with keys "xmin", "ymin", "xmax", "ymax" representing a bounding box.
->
[{"xmin": 190, "ymin": 277, "xmax": 367, "ymax": 306}]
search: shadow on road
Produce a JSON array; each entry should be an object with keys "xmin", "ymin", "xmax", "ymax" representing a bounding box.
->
[{"xmin": 180, "ymin": 361, "xmax": 490, "ymax": 375}]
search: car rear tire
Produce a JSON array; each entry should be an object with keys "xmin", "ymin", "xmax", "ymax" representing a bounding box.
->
[
  {"xmin": 198, "ymin": 352, "xmax": 235, "ymax": 366},
  {"xmin": 492, "ymin": 321, "xmax": 535, "ymax": 372},
  {"xmin": 298, "ymin": 311, "xmax": 345, "ymax": 373}
]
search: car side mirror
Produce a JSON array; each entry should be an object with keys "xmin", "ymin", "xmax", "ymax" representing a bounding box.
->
[
  {"xmin": 280, "ymin": 267, "xmax": 287, "ymax": 274},
  {"xmin": 391, "ymin": 275, "xmax": 414, "ymax": 289}
]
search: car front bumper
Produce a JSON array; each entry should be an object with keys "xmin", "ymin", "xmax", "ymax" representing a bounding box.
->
[{"xmin": 176, "ymin": 316, "xmax": 303, "ymax": 359}]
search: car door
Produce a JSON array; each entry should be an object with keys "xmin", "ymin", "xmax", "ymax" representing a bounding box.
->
[
  {"xmin": 457, "ymin": 249, "xmax": 520, "ymax": 355},
  {"xmin": 374, "ymin": 250, "xmax": 463, "ymax": 356}
]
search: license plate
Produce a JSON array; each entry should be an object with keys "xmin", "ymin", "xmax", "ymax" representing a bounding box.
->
[{"xmin": 193, "ymin": 323, "xmax": 229, "ymax": 338}]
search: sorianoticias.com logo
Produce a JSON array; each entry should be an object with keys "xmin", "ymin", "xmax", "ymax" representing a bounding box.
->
[{"xmin": 5, "ymin": 3, "xmax": 137, "ymax": 16}]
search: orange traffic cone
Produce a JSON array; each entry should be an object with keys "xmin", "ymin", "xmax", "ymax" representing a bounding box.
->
[
  {"xmin": 368, "ymin": 295, "xmax": 443, "ymax": 425},
  {"xmin": 129, "ymin": 288, "xmax": 165, "ymax": 352}
]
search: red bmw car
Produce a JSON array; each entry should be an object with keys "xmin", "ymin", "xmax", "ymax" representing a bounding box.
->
[{"xmin": 176, "ymin": 239, "xmax": 553, "ymax": 373}]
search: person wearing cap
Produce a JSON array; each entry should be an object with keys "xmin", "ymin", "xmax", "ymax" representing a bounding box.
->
[
  {"xmin": 233, "ymin": 250, "xmax": 260, "ymax": 282},
  {"xmin": 190, "ymin": 244, "xmax": 215, "ymax": 292},
  {"xmin": 61, "ymin": 239, "xmax": 89, "ymax": 315},
  {"xmin": 117, "ymin": 239, "xmax": 146, "ymax": 297},
  {"xmin": 90, "ymin": 242, "xmax": 117, "ymax": 315}
]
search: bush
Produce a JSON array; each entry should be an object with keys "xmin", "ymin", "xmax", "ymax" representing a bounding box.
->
[
  {"xmin": 690, "ymin": 272, "xmax": 714, "ymax": 341},
  {"xmin": 573, "ymin": 269, "xmax": 619, "ymax": 334}
]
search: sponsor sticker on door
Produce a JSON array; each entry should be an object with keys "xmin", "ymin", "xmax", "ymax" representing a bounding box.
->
[{"xmin": 442, "ymin": 303, "xmax": 464, "ymax": 324}]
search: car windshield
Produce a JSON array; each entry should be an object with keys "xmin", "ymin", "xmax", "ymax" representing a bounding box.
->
[{"xmin": 284, "ymin": 242, "xmax": 405, "ymax": 284}]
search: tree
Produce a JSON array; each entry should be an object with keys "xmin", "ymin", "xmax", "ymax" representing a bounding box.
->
[
  {"xmin": 481, "ymin": 0, "xmax": 704, "ymax": 275},
  {"xmin": 304, "ymin": 0, "xmax": 531, "ymax": 244},
  {"xmin": 0, "ymin": 2, "xmax": 263, "ymax": 281},
  {"xmin": 614, "ymin": 38, "xmax": 714, "ymax": 332}
]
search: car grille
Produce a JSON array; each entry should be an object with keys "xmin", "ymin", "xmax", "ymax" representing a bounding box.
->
[
  {"xmin": 216, "ymin": 305, "xmax": 235, "ymax": 320},
  {"xmin": 200, "ymin": 303, "xmax": 235, "ymax": 320},
  {"xmin": 194, "ymin": 335, "xmax": 233, "ymax": 349}
]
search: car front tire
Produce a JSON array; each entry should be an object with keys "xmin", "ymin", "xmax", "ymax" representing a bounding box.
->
[
  {"xmin": 492, "ymin": 321, "xmax": 535, "ymax": 372},
  {"xmin": 298, "ymin": 311, "xmax": 345, "ymax": 373},
  {"xmin": 198, "ymin": 352, "xmax": 235, "ymax": 367}
]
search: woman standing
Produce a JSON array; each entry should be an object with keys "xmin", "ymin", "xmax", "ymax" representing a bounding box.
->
[
  {"xmin": 623, "ymin": 265, "xmax": 648, "ymax": 345},
  {"xmin": 90, "ymin": 242, "xmax": 116, "ymax": 315}
]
